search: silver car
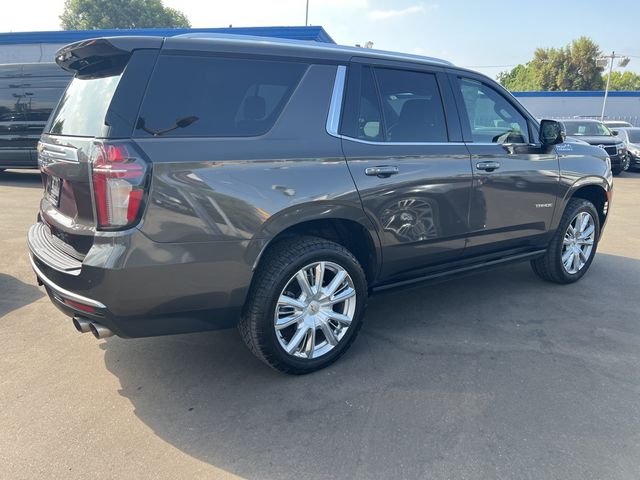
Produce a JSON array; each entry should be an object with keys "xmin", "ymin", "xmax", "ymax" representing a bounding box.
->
[{"xmin": 615, "ymin": 127, "xmax": 640, "ymax": 171}]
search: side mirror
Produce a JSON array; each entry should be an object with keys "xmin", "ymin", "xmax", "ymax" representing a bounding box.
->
[
  {"xmin": 539, "ymin": 119, "xmax": 565, "ymax": 145},
  {"xmin": 611, "ymin": 129, "xmax": 619, "ymax": 136}
]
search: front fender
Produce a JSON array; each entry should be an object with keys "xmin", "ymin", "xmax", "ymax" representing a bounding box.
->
[{"xmin": 551, "ymin": 144, "xmax": 613, "ymax": 233}]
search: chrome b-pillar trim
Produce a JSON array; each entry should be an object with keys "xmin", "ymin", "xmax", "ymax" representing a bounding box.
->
[{"xmin": 326, "ymin": 65, "xmax": 347, "ymax": 137}]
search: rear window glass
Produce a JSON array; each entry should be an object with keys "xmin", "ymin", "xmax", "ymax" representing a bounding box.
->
[
  {"xmin": 47, "ymin": 74, "xmax": 121, "ymax": 136},
  {"xmin": 135, "ymin": 55, "xmax": 307, "ymax": 138}
]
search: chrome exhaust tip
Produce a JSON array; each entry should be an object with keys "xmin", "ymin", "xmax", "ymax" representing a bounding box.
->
[
  {"xmin": 89, "ymin": 322, "xmax": 114, "ymax": 339},
  {"xmin": 73, "ymin": 317, "xmax": 92, "ymax": 333}
]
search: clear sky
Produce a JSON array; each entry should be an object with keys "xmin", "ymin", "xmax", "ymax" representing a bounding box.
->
[{"xmin": 2, "ymin": 0, "xmax": 639, "ymax": 79}]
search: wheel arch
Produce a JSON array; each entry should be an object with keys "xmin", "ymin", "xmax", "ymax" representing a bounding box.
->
[
  {"xmin": 564, "ymin": 181, "xmax": 610, "ymax": 237},
  {"xmin": 245, "ymin": 204, "xmax": 382, "ymax": 287}
]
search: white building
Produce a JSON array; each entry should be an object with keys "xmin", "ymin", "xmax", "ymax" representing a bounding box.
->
[{"xmin": 513, "ymin": 91, "xmax": 640, "ymax": 126}]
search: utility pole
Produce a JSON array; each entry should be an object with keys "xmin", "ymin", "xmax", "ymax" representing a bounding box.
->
[
  {"xmin": 305, "ymin": 0, "xmax": 309, "ymax": 26},
  {"xmin": 598, "ymin": 51, "xmax": 631, "ymax": 121}
]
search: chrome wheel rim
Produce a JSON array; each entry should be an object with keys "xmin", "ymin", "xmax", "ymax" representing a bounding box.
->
[
  {"xmin": 274, "ymin": 261, "xmax": 356, "ymax": 359},
  {"xmin": 562, "ymin": 212, "xmax": 595, "ymax": 274}
]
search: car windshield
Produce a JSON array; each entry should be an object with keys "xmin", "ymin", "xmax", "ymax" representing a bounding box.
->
[
  {"xmin": 563, "ymin": 121, "xmax": 612, "ymax": 136},
  {"xmin": 626, "ymin": 129, "xmax": 640, "ymax": 143}
]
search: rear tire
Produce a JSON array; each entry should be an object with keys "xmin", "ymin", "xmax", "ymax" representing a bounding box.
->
[
  {"xmin": 239, "ymin": 236, "xmax": 368, "ymax": 374},
  {"xmin": 531, "ymin": 198, "xmax": 600, "ymax": 284}
]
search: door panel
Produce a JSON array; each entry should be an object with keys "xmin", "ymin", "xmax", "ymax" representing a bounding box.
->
[
  {"xmin": 465, "ymin": 143, "xmax": 559, "ymax": 254},
  {"xmin": 340, "ymin": 63, "xmax": 472, "ymax": 281},
  {"xmin": 450, "ymin": 74, "xmax": 560, "ymax": 255},
  {"xmin": 344, "ymin": 142, "xmax": 473, "ymax": 279}
]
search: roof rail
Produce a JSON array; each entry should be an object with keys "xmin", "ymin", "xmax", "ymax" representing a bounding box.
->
[{"xmin": 169, "ymin": 33, "xmax": 454, "ymax": 67}]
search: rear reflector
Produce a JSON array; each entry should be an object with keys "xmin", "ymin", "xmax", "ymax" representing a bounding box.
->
[
  {"xmin": 64, "ymin": 298, "xmax": 96, "ymax": 313},
  {"xmin": 91, "ymin": 142, "xmax": 149, "ymax": 230}
]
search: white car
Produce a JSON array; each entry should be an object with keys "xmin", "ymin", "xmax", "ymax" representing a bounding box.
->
[{"xmin": 604, "ymin": 120, "xmax": 633, "ymax": 129}]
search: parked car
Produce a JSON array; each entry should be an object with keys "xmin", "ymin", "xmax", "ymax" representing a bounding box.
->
[
  {"xmin": 0, "ymin": 63, "xmax": 71, "ymax": 172},
  {"xmin": 615, "ymin": 127, "xmax": 640, "ymax": 171},
  {"xmin": 28, "ymin": 35, "xmax": 613, "ymax": 374},
  {"xmin": 603, "ymin": 120, "xmax": 633, "ymax": 129},
  {"xmin": 560, "ymin": 119, "xmax": 628, "ymax": 175}
]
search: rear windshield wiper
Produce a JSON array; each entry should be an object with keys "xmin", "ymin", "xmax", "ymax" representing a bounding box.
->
[{"xmin": 136, "ymin": 116, "xmax": 199, "ymax": 136}]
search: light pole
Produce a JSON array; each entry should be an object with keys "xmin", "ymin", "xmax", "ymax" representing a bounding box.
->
[
  {"xmin": 305, "ymin": 0, "xmax": 309, "ymax": 26},
  {"xmin": 597, "ymin": 51, "xmax": 631, "ymax": 121}
]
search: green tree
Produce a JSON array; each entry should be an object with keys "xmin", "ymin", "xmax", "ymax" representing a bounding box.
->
[
  {"xmin": 604, "ymin": 71, "xmax": 640, "ymax": 91},
  {"xmin": 497, "ymin": 64, "xmax": 538, "ymax": 91},
  {"xmin": 499, "ymin": 37, "xmax": 604, "ymax": 91},
  {"xmin": 60, "ymin": 0, "xmax": 190, "ymax": 30}
]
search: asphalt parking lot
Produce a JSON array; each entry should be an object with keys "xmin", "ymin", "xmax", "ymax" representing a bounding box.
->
[{"xmin": 1, "ymin": 169, "xmax": 639, "ymax": 480}]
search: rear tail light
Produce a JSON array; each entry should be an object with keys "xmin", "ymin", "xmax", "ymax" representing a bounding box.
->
[{"xmin": 91, "ymin": 142, "xmax": 150, "ymax": 230}]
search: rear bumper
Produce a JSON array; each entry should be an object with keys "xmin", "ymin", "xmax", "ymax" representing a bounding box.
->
[
  {"xmin": 27, "ymin": 222, "xmax": 252, "ymax": 338},
  {"xmin": 30, "ymin": 254, "xmax": 105, "ymax": 309}
]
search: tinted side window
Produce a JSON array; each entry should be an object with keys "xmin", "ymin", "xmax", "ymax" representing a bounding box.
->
[
  {"xmin": 0, "ymin": 67, "xmax": 27, "ymax": 126},
  {"xmin": 353, "ymin": 67, "xmax": 383, "ymax": 141},
  {"xmin": 136, "ymin": 55, "xmax": 307, "ymax": 138},
  {"xmin": 341, "ymin": 65, "xmax": 448, "ymax": 143},
  {"xmin": 458, "ymin": 78, "xmax": 529, "ymax": 144},
  {"xmin": 374, "ymin": 68, "xmax": 448, "ymax": 143},
  {"xmin": 24, "ymin": 76, "xmax": 70, "ymax": 122}
]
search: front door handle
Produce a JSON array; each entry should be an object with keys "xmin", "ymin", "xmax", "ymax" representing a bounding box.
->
[
  {"xmin": 476, "ymin": 161, "xmax": 501, "ymax": 172},
  {"xmin": 365, "ymin": 165, "xmax": 399, "ymax": 178}
]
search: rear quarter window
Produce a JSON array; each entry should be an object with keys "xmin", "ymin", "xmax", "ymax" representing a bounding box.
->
[{"xmin": 135, "ymin": 55, "xmax": 308, "ymax": 138}]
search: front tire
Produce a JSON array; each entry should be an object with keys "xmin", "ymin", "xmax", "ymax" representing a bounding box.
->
[
  {"xmin": 622, "ymin": 155, "xmax": 631, "ymax": 172},
  {"xmin": 531, "ymin": 198, "xmax": 600, "ymax": 284},
  {"xmin": 239, "ymin": 236, "xmax": 368, "ymax": 374}
]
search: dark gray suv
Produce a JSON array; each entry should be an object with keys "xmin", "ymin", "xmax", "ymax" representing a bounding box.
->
[
  {"xmin": 28, "ymin": 35, "xmax": 613, "ymax": 373},
  {"xmin": 0, "ymin": 63, "xmax": 71, "ymax": 171}
]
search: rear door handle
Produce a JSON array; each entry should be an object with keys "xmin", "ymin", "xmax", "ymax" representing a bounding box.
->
[
  {"xmin": 476, "ymin": 161, "xmax": 501, "ymax": 172},
  {"xmin": 365, "ymin": 165, "xmax": 399, "ymax": 178}
]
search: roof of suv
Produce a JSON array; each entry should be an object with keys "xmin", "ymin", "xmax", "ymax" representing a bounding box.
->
[
  {"xmin": 56, "ymin": 34, "xmax": 458, "ymax": 78},
  {"xmin": 162, "ymin": 33, "xmax": 455, "ymax": 68}
]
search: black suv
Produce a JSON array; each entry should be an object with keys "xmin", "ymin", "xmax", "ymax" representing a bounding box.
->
[
  {"xmin": 28, "ymin": 35, "xmax": 612, "ymax": 373},
  {"xmin": 560, "ymin": 119, "xmax": 628, "ymax": 175},
  {"xmin": 0, "ymin": 63, "xmax": 71, "ymax": 171}
]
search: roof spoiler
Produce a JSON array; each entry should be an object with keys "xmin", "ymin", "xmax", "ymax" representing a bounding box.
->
[{"xmin": 55, "ymin": 36, "xmax": 163, "ymax": 78}]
